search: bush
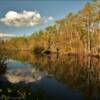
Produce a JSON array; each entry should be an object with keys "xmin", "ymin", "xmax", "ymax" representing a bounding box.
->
[
  {"xmin": 43, "ymin": 50, "xmax": 51, "ymax": 54},
  {"xmin": 33, "ymin": 47, "xmax": 44, "ymax": 55},
  {"xmin": 0, "ymin": 44, "xmax": 8, "ymax": 74},
  {"xmin": 0, "ymin": 53, "xmax": 7, "ymax": 75}
]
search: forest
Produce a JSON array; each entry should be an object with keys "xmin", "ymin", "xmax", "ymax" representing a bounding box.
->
[{"xmin": 1, "ymin": 1, "xmax": 100, "ymax": 56}]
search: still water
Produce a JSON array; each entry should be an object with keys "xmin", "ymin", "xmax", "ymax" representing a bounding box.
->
[{"xmin": 0, "ymin": 52, "xmax": 100, "ymax": 100}]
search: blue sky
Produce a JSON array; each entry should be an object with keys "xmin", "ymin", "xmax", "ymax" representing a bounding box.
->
[{"xmin": 0, "ymin": 0, "xmax": 90, "ymax": 36}]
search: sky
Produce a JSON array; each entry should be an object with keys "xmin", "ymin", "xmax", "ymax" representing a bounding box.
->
[{"xmin": 0, "ymin": 0, "xmax": 90, "ymax": 36}]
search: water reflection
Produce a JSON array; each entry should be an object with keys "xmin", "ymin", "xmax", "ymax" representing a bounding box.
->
[
  {"xmin": 0, "ymin": 52, "xmax": 100, "ymax": 100},
  {"xmin": 5, "ymin": 59, "xmax": 46, "ymax": 83}
]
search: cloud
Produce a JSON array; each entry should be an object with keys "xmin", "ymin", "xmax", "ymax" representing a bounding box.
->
[
  {"xmin": 48, "ymin": 16, "xmax": 54, "ymax": 20},
  {"xmin": 0, "ymin": 32, "xmax": 16, "ymax": 37},
  {"xmin": 0, "ymin": 10, "xmax": 54, "ymax": 27}
]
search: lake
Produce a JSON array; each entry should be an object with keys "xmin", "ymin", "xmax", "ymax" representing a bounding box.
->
[{"xmin": 0, "ymin": 52, "xmax": 100, "ymax": 100}]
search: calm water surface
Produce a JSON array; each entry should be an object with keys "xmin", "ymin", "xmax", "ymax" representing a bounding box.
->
[{"xmin": 0, "ymin": 52, "xmax": 100, "ymax": 100}]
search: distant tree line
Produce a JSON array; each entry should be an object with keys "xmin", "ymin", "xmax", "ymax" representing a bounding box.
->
[{"xmin": 2, "ymin": 0, "xmax": 100, "ymax": 56}]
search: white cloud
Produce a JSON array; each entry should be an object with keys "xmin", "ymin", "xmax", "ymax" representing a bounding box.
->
[
  {"xmin": 0, "ymin": 10, "xmax": 54, "ymax": 27},
  {"xmin": 48, "ymin": 16, "xmax": 54, "ymax": 20},
  {"xmin": 0, "ymin": 32, "xmax": 16, "ymax": 37}
]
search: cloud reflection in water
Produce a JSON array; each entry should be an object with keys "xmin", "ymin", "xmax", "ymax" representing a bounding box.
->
[{"xmin": 5, "ymin": 59, "xmax": 45, "ymax": 83}]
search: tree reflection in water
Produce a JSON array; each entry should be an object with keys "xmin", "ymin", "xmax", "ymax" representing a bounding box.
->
[
  {"xmin": 0, "ymin": 52, "xmax": 100, "ymax": 100},
  {"xmin": 0, "ymin": 54, "xmax": 7, "ymax": 75}
]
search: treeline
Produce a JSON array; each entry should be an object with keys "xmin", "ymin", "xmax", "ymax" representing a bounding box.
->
[{"xmin": 3, "ymin": 1, "xmax": 100, "ymax": 55}]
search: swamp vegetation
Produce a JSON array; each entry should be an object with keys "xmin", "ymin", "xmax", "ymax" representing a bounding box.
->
[
  {"xmin": 0, "ymin": 0, "xmax": 100, "ymax": 100},
  {"xmin": 1, "ymin": 1, "xmax": 100, "ymax": 56}
]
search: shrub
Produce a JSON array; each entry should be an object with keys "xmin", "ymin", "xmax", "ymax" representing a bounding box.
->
[
  {"xmin": 33, "ymin": 46, "xmax": 44, "ymax": 55},
  {"xmin": 43, "ymin": 50, "xmax": 51, "ymax": 54}
]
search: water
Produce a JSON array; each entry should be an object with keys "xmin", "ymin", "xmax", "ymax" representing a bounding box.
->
[{"xmin": 0, "ymin": 52, "xmax": 100, "ymax": 100}]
